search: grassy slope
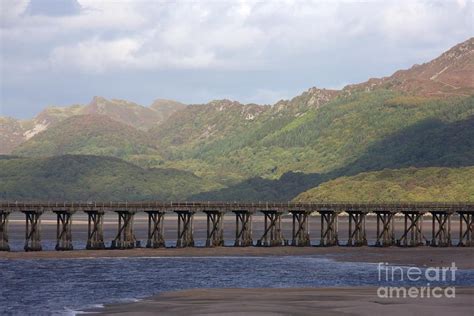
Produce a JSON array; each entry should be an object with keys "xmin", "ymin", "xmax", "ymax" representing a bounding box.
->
[
  {"xmin": 13, "ymin": 114, "xmax": 163, "ymax": 164},
  {"xmin": 165, "ymin": 92, "xmax": 474, "ymax": 183},
  {"xmin": 294, "ymin": 167, "xmax": 474, "ymax": 202},
  {"xmin": 191, "ymin": 93, "xmax": 474, "ymax": 201},
  {"xmin": 6, "ymin": 92, "xmax": 474, "ymax": 201},
  {"xmin": 0, "ymin": 155, "xmax": 221, "ymax": 201}
]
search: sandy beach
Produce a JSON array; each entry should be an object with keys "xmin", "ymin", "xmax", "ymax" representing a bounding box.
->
[{"xmin": 89, "ymin": 287, "xmax": 474, "ymax": 315}]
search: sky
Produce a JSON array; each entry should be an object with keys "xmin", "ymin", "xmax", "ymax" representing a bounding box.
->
[{"xmin": 0, "ymin": 0, "xmax": 472, "ymax": 119}]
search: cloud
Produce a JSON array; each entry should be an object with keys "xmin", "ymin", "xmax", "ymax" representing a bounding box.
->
[
  {"xmin": 50, "ymin": 37, "xmax": 141, "ymax": 73},
  {"xmin": 1, "ymin": 0, "xmax": 473, "ymax": 117},
  {"xmin": 2, "ymin": 0, "xmax": 472, "ymax": 74}
]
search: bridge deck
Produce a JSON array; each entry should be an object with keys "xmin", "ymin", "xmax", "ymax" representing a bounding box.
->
[{"xmin": 1, "ymin": 201, "xmax": 474, "ymax": 213}]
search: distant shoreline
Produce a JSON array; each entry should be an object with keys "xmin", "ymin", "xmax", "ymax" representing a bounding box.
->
[{"xmin": 2, "ymin": 246, "xmax": 473, "ymax": 269}]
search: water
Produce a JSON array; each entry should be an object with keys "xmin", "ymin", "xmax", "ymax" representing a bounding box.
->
[{"xmin": 1, "ymin": 256, "xmax": 473, "ymax": 315}]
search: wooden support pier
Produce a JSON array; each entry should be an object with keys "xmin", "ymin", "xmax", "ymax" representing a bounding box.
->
[
  {"xmin": 398, "ymin": 211, "xmax": 427, "ymax": 247},
  {"xmin": 458, "ymin": 211, "xmax": 473, "ymax": 246},
  {"xmin": 204, "ymin": 210, "xmax": 224, "ymax": 247},
  {"xmin": 1, "ymin": 202, "xmax": 473, "ymax": 251},
  {"xmin": 257, "ymin": 210, "xmax": 287, "ymax": 246},
  {"xmin": 53, "ymin": 210, "xmax": 75, "ymax": 250},
  {"xmin": 374, "ymin": 211, "xmax": 395, "ymax": 246},
  {"xmin": 176, "ymin": 210, "xmax": 194, "ymax": 248},
  {"xmin": 233, "ymin": 210, "xmax": 253, "ymax": 246},
  {"xmin": 85, "ymin": 210, "xmax": 105, "ymax": 250},
  {"xmin": 0, "ymin": 210, "xmax": 10, "ymax": 251},
  {"xmin": 23, "ymin": 210, "xmax": 43, "ymax": 251},
  {"xmin": 347, "ymin": 211, "xmax": 367, "ymax": 246},
  {"xmin": 319, "ymin": 211, "xmax": 339, "ymax": 246},
  {"xmin": 145, "ymin": 211, "xmax": 166, "ymax": 248},
  {"xmin": 112, "ymin": 210, "xmax": 137, "ymax": 249},
  {"xmin": 430, "ymin": 211, "xmax": 452, "ymax": 247},
  {"xmin": 290, "ymin": 210, "xmax": 311, "ymax": 246}
]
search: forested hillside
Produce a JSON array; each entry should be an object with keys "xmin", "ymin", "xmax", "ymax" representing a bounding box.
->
[
  {"xmin": 0, "ymin": 155, "xmax": 221, "ymax": 201},
  {"xmin": 294, "ymin": 167, "xmax": 474, "ymax": 202},
  {"xmin": 1, "ymin": 38, "xmax": 473, "ymax": 202}
]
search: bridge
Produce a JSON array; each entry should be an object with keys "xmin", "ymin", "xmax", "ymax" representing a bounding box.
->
[{"xmin": 0, "ymin": 202, "xmax": 472, "ymax": 251}]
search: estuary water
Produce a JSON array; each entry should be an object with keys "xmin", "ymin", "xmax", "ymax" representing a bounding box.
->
[{"xmin": 1, "ymin": 256, "xmax": 474, "ymax": 315}]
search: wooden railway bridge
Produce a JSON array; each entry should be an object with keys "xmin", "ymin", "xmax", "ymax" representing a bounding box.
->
[{"xmin": 0, "ymin": 202, "xmax": 472, "ymax": 251}]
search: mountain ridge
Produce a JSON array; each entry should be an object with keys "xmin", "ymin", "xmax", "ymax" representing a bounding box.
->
[{"xmin": 1, "ymin": 38, "xmax": 473, "ymax": 201}]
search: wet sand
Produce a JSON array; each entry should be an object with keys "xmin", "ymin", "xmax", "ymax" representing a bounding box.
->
[
  {"xmin": 2, "ymin": 246, "xmax": 474, "ymax": 269},
  {"xmin": 91, "ymin": 287, "xmax": 474, "ymax": 316}
]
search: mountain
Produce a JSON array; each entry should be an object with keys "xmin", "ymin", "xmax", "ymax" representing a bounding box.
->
[
  {"xmin": 344, "ymin": 38, "xmax": 474, "ymax": 97},
  {"xmin": 83, "ymin": 96, "xmax": 163, "ymax": 130},
  {"xmin": 0, "ymin": 117, "xmax": 26, "ymax": 154},
  {"xmin": 0, "ymin": 155, "xmax": 221, "ymax": 201},
  {"xmin": 171, "ymin": 92, "xmax": 473, "ymax": 183},
  {"xmin": 0, "ymin": 105, "xmax": 84, "ymax": 154},
  {"xmin": 294, "ymin": 167, "xmax": 474, "ymax": 202},
  {"xmin": 149, "ymin": 98, "xmax": 187, "ymax": 122},
  {"xmin": 12, "ymin": 114, "xmax": 161, "ymax": 161},
  {"xmin": 0, "ymin": 96, "xmax": 186, "ymax": 154},
  {"xmin": 151, "ymin": 99, "xmax": 268, "ymax": 152},
  {"xmin": 1, "ymin": 38, "xmax": 473, "ymax": 201}
]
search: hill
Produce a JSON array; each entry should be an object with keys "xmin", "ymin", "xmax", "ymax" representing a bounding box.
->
[
  {"xmin": 12, "ymin": 114, "xmax": 161, "ymax": 162},
  {"xmin": 0, "ymin": 155, "xmax": 221, "ymax": 201},
  {"xmin": 177, "ymin": 92, "xmax": 473, "ymax": 183},
  {"xmin": 0, "ymin": 96, "xmax": 186, "ymax": 154},
  {"xmin": 1, "ymin": 38, "xmax": 473, "ymax": 201},
  {"xmin": 344, "ymin": 37, "xmax": 474, "ymax": 97},
  {"xmin": 152, "ymin": 39, "xmax": 473, "ymax": 183},
  {"xmin": 149, "ymin": 99, "xmax": 187, "ymax": 122},
  {"xmin": 294, "ymin": 167, "xmax": 474, "ymax": 202},
  {"xmin": 82, "ymin": 96, "xmax": 174, "ymax": 130}
]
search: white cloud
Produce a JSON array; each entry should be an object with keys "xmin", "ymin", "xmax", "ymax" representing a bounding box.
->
[
  {"xmin": 50, "ymin": 37, "xmax": 141, "ymax": 73},
  {"xmin": 2, "ymin": 0, "xmax": 472, "ymax": 74},
  {"xmin": 1, "ymin": 0, "xmax": 473, "ymax": 115}
]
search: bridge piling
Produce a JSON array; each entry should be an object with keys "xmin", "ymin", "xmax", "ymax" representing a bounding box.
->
[
  {"xmin": 290, "ymin": 210, "xmax": 311, "ymax": 246},
  {"xmin": 458, "ymin": 212, "xmax": 473, "ymax": 246},
  {"xmin": 145, "ymin": 211, "xmax": 166, "ymax": 248},
  {"xmin": 176, "ymin": 210, "xmax": 195, "ymax": 247},
  {"xmin": 347, "ymin": 211, "xmax": 367, "ymax": 246},
  {"xmin": 233, "ymin": 210, "xmax": 253, "ymax": 246},
  {"xmin": 0, "ymin": 210, "xmax": 10, "ymax": 251},
  {"xmin": 85, "ymin": 210, "xmax": 105, "ymax": 249},
  {"xmin": 257, "ymin": 210, "xmax": 287, "ymax": 246},
  {"xmin": 54, "ymin": 210, "xmax": 75, "ymax": 251},
  {"xmin": 257, "ymin": 210, "xmax": 287, "ymax": 247},
  {"xmin": 319, "ymin": 211, "xmax": 339, "ymax": 246},
  {"xmin": 112, "ymin": 210, "xmax": 137, "ymax": 249},
  {"xmin": 430, "ymin": 211, "xmax": 451, "ymax": 247},
  {"xmin": 204, "ymin": 210, "xmax": 225, "ymax": 247},
  {"xmin": 23, "ymin": 210, "xmax": 43, "ymax": 251},
  {"xmin": 374, "ymin": 211, "xmax": 395, "ymax": 246},
  {"xmin": 398, "ymin": 211, "xmax": 427, "ymax": 247}
]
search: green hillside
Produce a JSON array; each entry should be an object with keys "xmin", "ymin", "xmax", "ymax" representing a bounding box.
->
[
  {"xmin": 0, "ymin": 155, "xmax": 221, "ymax": 201},
  {"xmin": 186, "ymin": 93, "xmax": 474, "ymax": 200},
  {"xmin": 294, "ymin": 167, "xmax": 474, "ymax": 202},
  {"xmin": 4, "ymin": 40, "xmax": 473, "ymax": 202},
  {"xmin": 9, "ymin": 93, "xmax": 474, "ymax": 201},
  {"xmin": 13, "ymin": 114, "xmax": 162, "ymax": 164},
  {"xmin": 161, "ymin": 92, "xmax": 473, "ymax": 184}
]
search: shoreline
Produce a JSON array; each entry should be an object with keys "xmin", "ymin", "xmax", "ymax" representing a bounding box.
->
[
  {"xmin": 87, "ymin": 287, "xmax": 474, "ymax": 316},
  {"xmin": 2, "ymin": 246, "xmax": 473, "ymax": 269}
]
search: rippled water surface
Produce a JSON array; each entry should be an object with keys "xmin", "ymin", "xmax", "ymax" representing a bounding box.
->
[{"xmin": 1, "ymin": 256, "xmax": 473, "ymax": 315}]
